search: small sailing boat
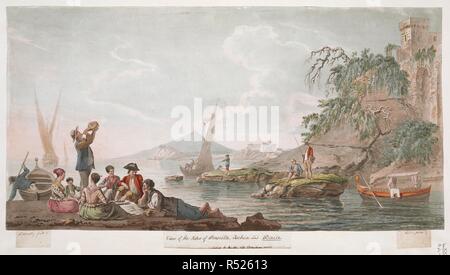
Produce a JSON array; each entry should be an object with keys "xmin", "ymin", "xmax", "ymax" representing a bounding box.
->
[
  {"xmin": 180, "ymin": 110, "xmax": 216, "ymax": 178},
  {"xmin": 355, "ymin": 172, "xmax": 431, "ymax": 200}
]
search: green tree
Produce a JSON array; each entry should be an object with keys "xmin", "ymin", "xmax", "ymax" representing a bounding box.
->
[
  {"xmin": 381, "ymin": 120, "xmax": 438, "ymax": 166},
  {"xmin": 303, "ymin": 46, "xmax": 410, "ymax": 146},
  {"xmin": 414, "ymin": 46, "xmax": 436, "ymax": 68},
  {"xmin": 385, "ymin": 43, "xmax": 400, "ymax": 58}
]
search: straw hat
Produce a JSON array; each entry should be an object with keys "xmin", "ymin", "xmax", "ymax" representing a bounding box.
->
[{"xmin": 87, "ymin": 121, "xmax": 100, "ymax": 131}]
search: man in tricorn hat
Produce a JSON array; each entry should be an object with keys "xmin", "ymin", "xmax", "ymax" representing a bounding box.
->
[
  {"xmin": 115, "ymin": 163, "xmax": 144, "ymax": 203},
  {"xmin": 71, "ymin": 122, "xmax": 99, "ymax": 189}
]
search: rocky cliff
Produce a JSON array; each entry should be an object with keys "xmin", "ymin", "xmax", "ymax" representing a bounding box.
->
[{"xmin": 251, "ymin": 17, "xmax": 443, "ymax": 183}]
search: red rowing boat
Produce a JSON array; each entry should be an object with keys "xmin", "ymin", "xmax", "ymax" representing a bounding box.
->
[{"xmin": 355, "ymin": 173, "xmax": 431, "ymax": 200}]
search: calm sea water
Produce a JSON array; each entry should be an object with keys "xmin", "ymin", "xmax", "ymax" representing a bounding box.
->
[{"xmin": 7, "ymin": 159, "xmax": 445, "ymax": 231}]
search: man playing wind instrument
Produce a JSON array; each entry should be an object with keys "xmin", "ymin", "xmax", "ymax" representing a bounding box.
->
[{"xmin": 71, "ymin": 121, "xmax": 99, "ymax": 189}]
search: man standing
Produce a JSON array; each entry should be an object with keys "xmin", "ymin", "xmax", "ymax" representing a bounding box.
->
[
  {"xmin": 71, "ymin": 122, "xmax": 99, "ymax": 189},
  {"xmin": 304, "ymin": 143, "xmax": 315, "ymax": 180},
  {"xmin": 221, "ymin": 154, "xmax": 231, "ymax": 173}
]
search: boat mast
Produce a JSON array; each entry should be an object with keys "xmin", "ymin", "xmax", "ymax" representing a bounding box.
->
[
  {"xmin": 64, "ymin": 142, "xmax": 69, "ymax": 166},
  {"xmin": 195, "ymin": 107, "xmax": 217, "ymax": 172},
  {"xmin": 34, "ymin": 88, "xmax": 60, "ymax": 168}
]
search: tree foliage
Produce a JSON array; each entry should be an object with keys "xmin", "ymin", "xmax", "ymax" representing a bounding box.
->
[
  {"xmin": 381, "ymin": 120, "xmax": 438, "ymax": 166},
  {"xmin": 385, "ymin": 43, "xmax": 400, "ymax": 58},
  {"xmin": 414, "ymin": 46, "xmax": 436, "ymax": 67},
  {"xmin": 303, "ymin": 47, "xmax": 410, "ymax": 143}
]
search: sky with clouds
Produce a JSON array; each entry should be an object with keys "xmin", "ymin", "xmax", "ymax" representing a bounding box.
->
[{"xmin": 7, "ymin": 7, "xmax": 441, "ymax": 160}]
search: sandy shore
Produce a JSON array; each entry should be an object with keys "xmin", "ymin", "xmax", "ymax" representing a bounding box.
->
[{"xmin": 6, "ymin": 201, "xmax": 281, "ymax": 231}]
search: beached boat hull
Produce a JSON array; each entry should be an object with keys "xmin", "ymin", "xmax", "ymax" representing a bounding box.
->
[{"xmin": 18, "ymin": 183, "xmax": 52, "ymax": 201}]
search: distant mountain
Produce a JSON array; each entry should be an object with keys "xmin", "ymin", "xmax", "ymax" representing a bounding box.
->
[
  {"xmin": 115, "ymin": 144, "xmax": 186, "ymax": 161},
  {"xmin": 150, "ymin": 145, "xmax": 188, "ymax": 160},
  {"xmin": 116, "ymin": 133, "xmax": 233, "ymax": 160},
  {"xmin": 166, "ymin": 132, "xmax": 232, "ymax": 154},
  {"xmin": 233, "ymin": 148, "xmax": 284, "ymax": 162},
  {"xmin": 165, "ymin": 139, "xmax": 232, "ymax": 155}
]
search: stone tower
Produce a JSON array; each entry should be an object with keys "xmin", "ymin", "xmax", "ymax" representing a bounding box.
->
[{"xmin": 396, "ymin": 17, "xmax": 442, "ymax": 128}]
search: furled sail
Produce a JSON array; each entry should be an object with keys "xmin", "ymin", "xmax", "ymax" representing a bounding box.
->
[
  {"xmin": 64, "ymin": 142, "xmax": 69, "ymax": 166},
  {"xmin": 35, "ymin": 90, "xmax": 60, "ymax": 168}
]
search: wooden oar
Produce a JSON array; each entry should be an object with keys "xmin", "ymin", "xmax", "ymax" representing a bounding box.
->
[
  {"xmin": 13, "ymin": 152, "xmax": 29, "ymax": 184},
  {"xmin": 359, "ymin": 174, "xmax": 384, "ymax": 209}
]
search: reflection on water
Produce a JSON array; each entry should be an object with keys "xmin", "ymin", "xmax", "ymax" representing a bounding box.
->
[{"xmin": 7, "ymin": 159, "xmax": 445, "ymax": 231}]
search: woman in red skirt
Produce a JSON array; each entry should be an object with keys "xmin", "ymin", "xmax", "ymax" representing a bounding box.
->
[{"xmin": 47, "ymin": 168, "xmax": 79, "ymax": 213}]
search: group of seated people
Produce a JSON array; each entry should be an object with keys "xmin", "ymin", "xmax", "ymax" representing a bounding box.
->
[{"xmin": 47, "ymin": 162, "xmax": 224, "ymax": 221}]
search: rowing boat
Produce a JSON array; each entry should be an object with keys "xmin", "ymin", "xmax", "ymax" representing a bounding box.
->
[{"xmin": 355, "ymin": 173, "xmax": 431, "ymax": 200}]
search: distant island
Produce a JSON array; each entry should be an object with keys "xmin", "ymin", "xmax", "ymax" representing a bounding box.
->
[{"xmin": 115, "ymin": 133, "xmax": 233, "ymax": 161}]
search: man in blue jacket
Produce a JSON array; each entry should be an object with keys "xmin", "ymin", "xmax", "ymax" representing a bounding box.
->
[
  {"xmin": 71, "ymin": 124, "xmax": 99, "ymax": 189},
  {"xmin": 8, "ymin": 165, "xmax": 33, "ymax": 201}
]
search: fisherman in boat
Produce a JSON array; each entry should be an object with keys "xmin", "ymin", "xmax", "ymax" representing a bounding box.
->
[
  {"xmin": 65, "ymin": 177, "xmax": 81, "ymax": 200},
  {"xmin": 184, "ymin": 159, "xmax": 196, "ymax": 172},
  {"xmin": 138, "ymin": 179, "xmax": 225, "ymax": 220},
  {"xmin": 98, "ymin": 165, "xmax": 121, "ymax": 202},
  {"xmin": 288, "ymin": 159, "xmax": 303, "ymax": 180},
  {"xmin": 412, "ymin": 174, "xmax": 422, "ymax": 189},
  {"xmin": 71, "ymin": 121, "xmax": 99, "ymax": 189},
  {"xmin": 387, "ymin": 176, "xmax": 400, "ymax": 199},
  {"xmin": 304, "ymin": 143, "xmax": 315, "ymax": 180},
  {"xmin": 8, "ymin": 164, "xmax": 33, "ymax": 201},
  {"xmin": 115, "ymin": 163, "xmax": 144, "ymax": 203},
  {"xmin": 47, "ymin": 168, "xmax": 79, "ymax": 213}
]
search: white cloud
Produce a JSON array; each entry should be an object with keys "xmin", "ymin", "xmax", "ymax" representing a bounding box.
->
[
  {"xmin": 8, "ymin": 27, "xmax": 49, "ymax": 52},
  {"xmin": 110, "ymin": 41, "xmax": 158, "ymax": 71},
  {"xmin": 117, "ymin": 68, "xmax": 153, "ymax": 79},
  {"xmin": 85, "ymin": 98, "xmax": 163, "ymax": 124},
  {"xmin": 223, "ymin": 25, "xmax": 310, "ymax": 105}
]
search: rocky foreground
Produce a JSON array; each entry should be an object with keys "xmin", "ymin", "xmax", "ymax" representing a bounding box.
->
[
  {"xmin": 197, "ymin": 169, "xmax": 348, "ymax": 199},
  {"xmin": 6, "ymin": 201, "xmax": 281, "ymax": 231},
  {"xmin": 252, "ymin": 174, "xmax": 349, "ymax": 199}
]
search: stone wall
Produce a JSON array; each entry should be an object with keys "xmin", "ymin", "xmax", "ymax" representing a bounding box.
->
[{"xmin": 396, "ymin": 17, "xmax": 442, "ymax": 128}]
